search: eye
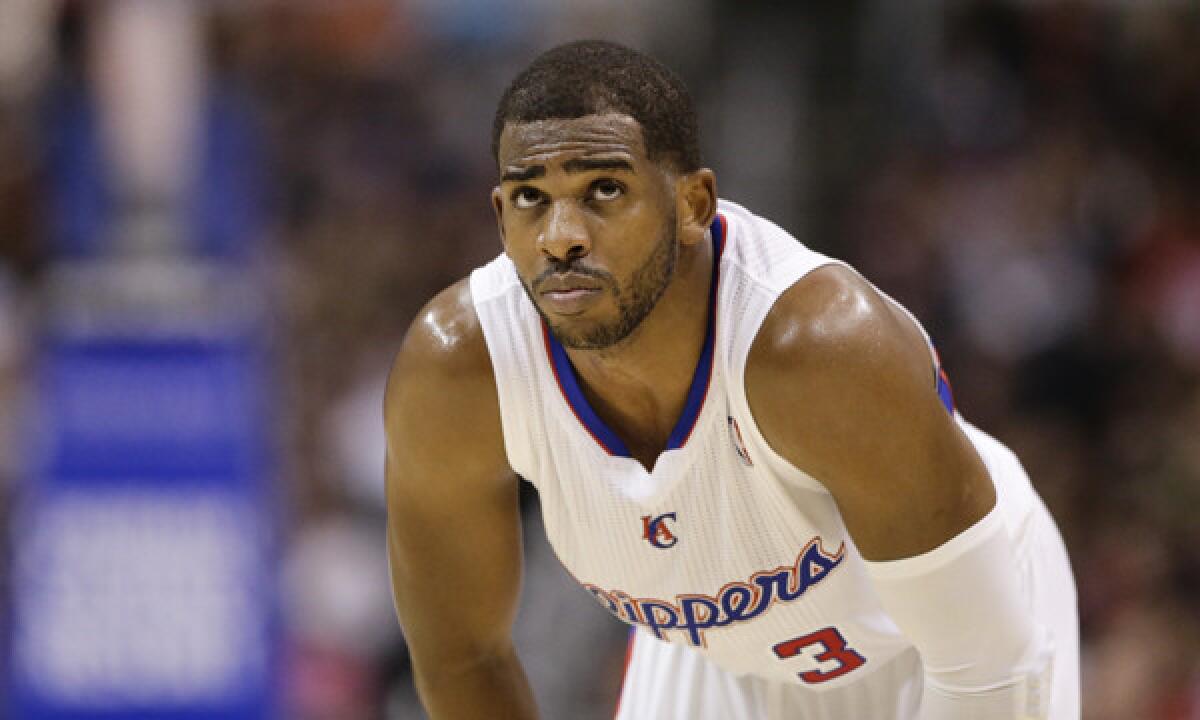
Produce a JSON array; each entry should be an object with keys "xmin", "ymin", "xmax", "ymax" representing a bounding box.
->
[
  {"xmin": 590, "ymin": 179, "xmax": 624, "ymax": 202},
  {"xmin": 512, "ymin": 187, "xmax": 544, "ymax": 210}
]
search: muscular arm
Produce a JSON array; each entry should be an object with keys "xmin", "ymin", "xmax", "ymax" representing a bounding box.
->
[
  {"xmin": 384, "ymin": 280, "xmax": 538, "ymax": 719},
  {"xmin": 747, "ymin": 266, "xmax": 1050, "ymax": 718},
  {"xmin": 746, "ymin": 265, "xmax": 993, "ymax": 561}
]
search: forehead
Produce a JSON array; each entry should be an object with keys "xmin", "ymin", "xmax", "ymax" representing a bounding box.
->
[{"xmin": 497, "ymin": 113, "xmax": 649, "ymax": 168}]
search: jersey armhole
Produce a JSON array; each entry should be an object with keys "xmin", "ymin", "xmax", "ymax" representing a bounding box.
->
[{"xmin": 724, "ymin": 258, "xmax": 847, "ymax": 495}]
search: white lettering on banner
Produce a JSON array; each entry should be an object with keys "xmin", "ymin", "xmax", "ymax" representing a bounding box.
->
[{"xmin": 13, "ymin": 490, "xmax": 268, "ymax": 705}]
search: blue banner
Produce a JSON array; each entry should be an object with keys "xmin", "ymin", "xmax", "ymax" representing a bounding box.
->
[{"xmin": 9, "ymin": 333, "xmax": 278, "ymax": 720}]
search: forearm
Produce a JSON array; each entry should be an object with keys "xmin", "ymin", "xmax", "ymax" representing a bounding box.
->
[
  {"xmin": 865, "ymin": 505, "xmax": 1054, "ymax": 719},
  {"xmin": 413, "ymin": 646, "xmax": 539, "ymax": 720}
]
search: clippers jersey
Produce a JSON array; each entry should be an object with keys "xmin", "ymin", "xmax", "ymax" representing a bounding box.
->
[{"xmin": 469, "ymin": 199, "xmax": 1040, "ymax": 702}]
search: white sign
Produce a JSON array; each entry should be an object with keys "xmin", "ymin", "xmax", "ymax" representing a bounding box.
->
[{"xmin": 13, "ymin": 490, "xmax": 269, "ymax": 707}]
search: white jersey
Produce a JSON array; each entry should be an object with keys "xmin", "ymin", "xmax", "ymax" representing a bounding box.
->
[{"xmin": 469, "ymin": 199, "xmax": 1042, "ymax": 707}]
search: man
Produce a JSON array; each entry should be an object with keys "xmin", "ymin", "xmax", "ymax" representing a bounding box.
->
[{"xmin": 385, "ymin": 40, "xmax": 1080, "ymax": 719}]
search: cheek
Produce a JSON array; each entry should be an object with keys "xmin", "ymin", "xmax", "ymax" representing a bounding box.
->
[
  {"xmin": 502, "ymin": 236, "xmax": 542, "ymax": 286},
  {"xmin": 499, "ymin": 222, "xmax": 531, "ymax": 260}
]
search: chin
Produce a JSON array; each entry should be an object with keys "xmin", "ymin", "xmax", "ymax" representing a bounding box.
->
[
  {"xmin": 547, "ymin": 320, "xmax": 599, "ymax": 348},
  {"xmin": 555, "ymin": 321, "xmax": 639, "ymax": 351}
]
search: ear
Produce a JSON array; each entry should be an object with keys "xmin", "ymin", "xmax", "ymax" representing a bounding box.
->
[
  {"xmin": 491, "ymin": 186, "xmax": 507, "ymax": 245},
  {"xmin": 676, "ymin": 168, "xmax": 717, "ymax": 248}
]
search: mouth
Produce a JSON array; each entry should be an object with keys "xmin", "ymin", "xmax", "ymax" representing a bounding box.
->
[{"xmin": 537, "ymin": 273, "xmax": 605, "ymax": 315}]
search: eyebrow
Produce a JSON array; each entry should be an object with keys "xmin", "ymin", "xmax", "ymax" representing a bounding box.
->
[
  {"xmin": 501, "ymin": 165, "xmax": 545, "ymax": 183},
  {"xmin": 563, "ymin": 157, "xmax": 636, "ymax": 174},
  {"xmin": 500, "ymin": 156, "xmax": 636, "ymax": 183}
]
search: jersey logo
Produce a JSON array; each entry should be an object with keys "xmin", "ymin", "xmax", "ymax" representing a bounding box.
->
[
  {"xmin": 583, "ymin": 536, "xmax": 846, "ymax": 648},
  {"xmin": 641, "ymin": 513, "xmax": 678, "ymax": 549},
  {"xmin": 727, "ymin": 416, "xmax": 754, "ymax": 467}
]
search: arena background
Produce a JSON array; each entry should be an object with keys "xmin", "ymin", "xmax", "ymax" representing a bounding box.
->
[{"xmin": 0, "ymin": 1, "xmax": 1196, "ymax": 718}]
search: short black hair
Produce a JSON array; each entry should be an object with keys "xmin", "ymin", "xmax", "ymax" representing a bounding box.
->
[{"xmin": 492, "ymin": 40, "xmax": 701, "ymax": 172}]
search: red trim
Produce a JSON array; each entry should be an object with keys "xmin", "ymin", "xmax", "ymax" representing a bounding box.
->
[
  {"xmin": 939, "ymin": 365, "xmax": 957, "ymax": 404},
  {"xmin": 541, "ymin": 323, "xmax": 617, "ymax": 455},
  {"xmin": 613, "ymin": 630, "xmax": 637, "ymax": 718}
]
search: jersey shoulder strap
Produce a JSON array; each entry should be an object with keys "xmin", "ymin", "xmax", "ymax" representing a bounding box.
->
[{"xmin": 468, "ymin": 255, "xmax": 545, "ymax": 481}]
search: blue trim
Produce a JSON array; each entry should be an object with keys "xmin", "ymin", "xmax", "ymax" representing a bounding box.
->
[
  {"xmin": 936, "ymin": 370, "xmax": 955, "ymax": 414},
  {"xmin": 932, "ymin": 342, "xmax": 955, "ymax": 415},
  {"xmin": 544, "ymin": 215, "xmax": 726, "ymax": 457},
  {"xmin": 665, "ymin": 216, "xmax": 724, "ymax": 449},
  {"xmin": 545, "ymin": 329, "xmax": 632, "ymax": 456}
]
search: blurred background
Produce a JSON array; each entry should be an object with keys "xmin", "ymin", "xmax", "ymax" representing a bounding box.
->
[{"xmin": 0, "ymin": 0, "xmax": 1196, "ymax": 718}]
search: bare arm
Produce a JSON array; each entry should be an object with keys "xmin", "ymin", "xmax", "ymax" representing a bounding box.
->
[
  {"xmin": 746, "ymin": 264, "xmax": 994, "ymax": 561},
  {"xmin": 385, "ymin": 279, "xmax": 538, "ymax": 719},
  {"xmin": 748, "ymin": 266, "xmax": 1054, "ymax": 718}
]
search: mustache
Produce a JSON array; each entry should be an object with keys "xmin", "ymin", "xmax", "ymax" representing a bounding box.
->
[{"xmin": 532, "ymin": 260, "xmax": 616, "ymax": 290}]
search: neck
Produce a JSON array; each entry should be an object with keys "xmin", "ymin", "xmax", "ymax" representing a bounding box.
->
[{"xmin": 562, "ymin": 235, "xmax": 715, "ymax": 454}]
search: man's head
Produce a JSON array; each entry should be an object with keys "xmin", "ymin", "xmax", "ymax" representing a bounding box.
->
[
  {"xmin": 491, "ymin": 41, "xmax": 716, "ymax": 350},
  {"xmin": 492, "ymin": 40, "xmax": 701, "ymax": 174}
]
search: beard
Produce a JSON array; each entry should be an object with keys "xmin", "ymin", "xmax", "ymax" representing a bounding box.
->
[{"xmin": 525, "ymin": 211, "xmax": 678, "ymax": 350}]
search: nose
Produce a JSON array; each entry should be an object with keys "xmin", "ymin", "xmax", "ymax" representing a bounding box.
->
[{"xmin": 539, "ymin": 199, "xmax": 591, "ymax": 262}]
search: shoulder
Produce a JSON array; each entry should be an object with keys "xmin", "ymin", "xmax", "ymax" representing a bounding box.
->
[
  {"xmin": 389, "ymin": 277, "xmax": 492, "ymax": 382},
  {"xmin": 744, "ymin": 264, "xmax": 941, "ymax": 481},
  {"xmin": 384, "ymin": 278, "xmax": 508, "ymax": 474},
  {"xmin": 745, "ymin": 265, "xmax": 995, "ymax": 559},
  {"xmin": 748, "ymin": 263, "xmax": 930, "ymax": 382}
]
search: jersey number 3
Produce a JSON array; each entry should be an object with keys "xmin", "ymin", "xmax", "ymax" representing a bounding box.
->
[{"xmin": 773, "ymin": 627, "xmax": 866, "ymax": 684}]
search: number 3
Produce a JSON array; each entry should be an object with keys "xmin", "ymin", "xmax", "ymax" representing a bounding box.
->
[{"xmin": 773, "ymin": 627, "xmax": 866, "ymax": 684}]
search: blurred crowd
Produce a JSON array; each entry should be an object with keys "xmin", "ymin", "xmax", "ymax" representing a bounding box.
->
[
  {"xmin": 843, "ymin": 5, "xmax": 1200, "ymax": 718},
  {"xmin": 0, "ymin": 1, "xmax": 1196, "ymax": 719}
]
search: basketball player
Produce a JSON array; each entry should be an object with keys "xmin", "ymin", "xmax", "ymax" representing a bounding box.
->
[{"xmin": 385, "ymin": 41, "xmax": 1080, "ymax": 719}]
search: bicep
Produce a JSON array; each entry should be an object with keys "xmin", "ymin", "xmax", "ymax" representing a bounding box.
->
[
  {"xmin": 749, "ymin": 267, "xmax": 994, "ymax": 561},
  {"xmin": 386, "ymin": 445, "xmax": 522, "ymax": 667},
  {"xmin": 831, "ymin": 382, "xmax": 994, "ymax": 561},
  {"xmin": 754, "ymin": 272, "xmax": 1054, "ymax": 714},
  {"xmin": 382, "ymin": 295, "xmax": 522, "ymax": 669}
]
